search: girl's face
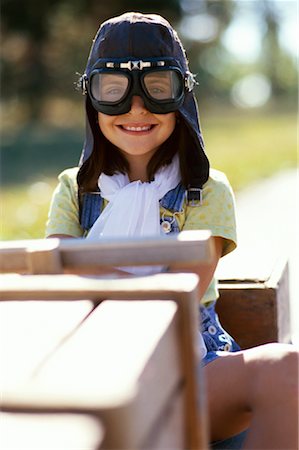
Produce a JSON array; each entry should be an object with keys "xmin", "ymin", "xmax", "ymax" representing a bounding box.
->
[{"xmin": 97, "ymin": 95, "xmax": 176, "ymax": 164}]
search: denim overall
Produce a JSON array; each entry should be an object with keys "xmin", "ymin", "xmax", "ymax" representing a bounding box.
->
[{"xmin": 80, "ymin": 183, "xmax": 246, "ymax": 448}]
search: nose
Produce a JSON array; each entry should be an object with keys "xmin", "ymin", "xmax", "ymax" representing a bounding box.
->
[{"xmin": 130, "ymin": 95, "xmax": 147, "ymax": 113}]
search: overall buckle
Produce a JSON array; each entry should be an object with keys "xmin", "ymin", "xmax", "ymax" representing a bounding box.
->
[{"xmin": 187, "ymin": 187, "xmax": 203, "ymax": 206}]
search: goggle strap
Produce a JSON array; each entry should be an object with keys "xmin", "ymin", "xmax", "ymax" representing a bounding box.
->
[
  {"xmin": 82, "ymin": 60, "xmax": 196, "ymax": 95},
  {"xmin": 106, "ymin": 60, "xmax": 166, "ymax": 70}
]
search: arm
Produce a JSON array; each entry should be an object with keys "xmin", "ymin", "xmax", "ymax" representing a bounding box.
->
[
  {"xmin": 45, "ymin": 168, "xmax": 84, "ymax": 239},
  {"xmin": 169, "ymin": 236, "xmax": 223, "ymax": 300}
]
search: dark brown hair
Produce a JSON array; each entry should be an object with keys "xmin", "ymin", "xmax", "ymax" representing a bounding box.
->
[{"xmin": 77, "ymin": 99, "xmax": 196, "ymax": 194}]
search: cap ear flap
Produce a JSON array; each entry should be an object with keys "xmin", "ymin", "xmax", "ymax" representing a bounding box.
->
[
  {"xmin": 186, "ymin": 126, "xmax": 209, "ymax": 188},
  {"xmin": 177, "ymin": 117, "xmax": 209, "ymax": 189},
  {"xmin": 79, "ymin": 96, "xmax": 99, "ymax": 166}
]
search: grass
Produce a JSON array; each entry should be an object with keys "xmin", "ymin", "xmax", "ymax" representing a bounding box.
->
[
  {"xmin": 1, "ymin": 179, "xmax": 57, "ymax": 240},
  {"xmin": 201, "ymin": 108, "xmax": 297, "ymax": 190},
  {"xmin": 1, "ymin": 108, "xmax": 297, "ymax": 240}
]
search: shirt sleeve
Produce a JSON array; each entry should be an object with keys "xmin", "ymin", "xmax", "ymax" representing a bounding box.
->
[
  {"xmin": 183, "ymin": 169, "xmax": 237, "ymax": 257},
  {"xmin": 45, "ymin": 167, "xmax": 84, "ymax": 238}
]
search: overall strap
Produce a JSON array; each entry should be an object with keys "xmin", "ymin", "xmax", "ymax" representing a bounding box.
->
[
  {"xmin": 160, "ymin": 182, "xmax": 186, "ymax": 212},
  {"xmin": 79, "ymin": 189, "xmax": 103, "ymax": 232},
  {"xmin": 79, "ymin": 183, "xmax": 203, "ymax": 234}
]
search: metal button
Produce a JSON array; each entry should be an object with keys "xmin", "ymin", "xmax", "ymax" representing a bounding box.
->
[
  {"xmin": 208, "ymin": 325, "xmax": 217, "ymax": 335},
  {"xmin": 161, "ymin": 221, "xmax": 171, "ymax": 234}
]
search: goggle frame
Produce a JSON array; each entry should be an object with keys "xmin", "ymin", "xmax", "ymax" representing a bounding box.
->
[{"xmin": 81, "ymin": 57, "xmax": 196, "ymax": 115}]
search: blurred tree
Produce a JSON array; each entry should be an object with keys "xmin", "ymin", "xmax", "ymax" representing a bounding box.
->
[
  {"xmin": 181, "ymin": 0, "xmax": 297, "ymax": 107},
  {"xmin": 1, "ymin": 0, "xmax": 62, "ymax": 118},
  {"xmin": 0, "ymin": 0, "xmax": 181, "ymax": 121},
  {"xmin": 0, "ymin": 0, "xmax": 296, "ymax": 126},
  {"xmin": 257, "ymin": 0, "xmax": 297, "ymax": 98},
  {"xmin": 178, "ymin": 0, "xmax": 236, "ymax": 104}
]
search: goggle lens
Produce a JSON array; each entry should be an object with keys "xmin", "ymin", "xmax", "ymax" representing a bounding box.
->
[
  {"xmin": 90, "ymin": 70, "xmax": 182, "ymax": 104},
  {"xmin": 91, "ymin": 73, "xmax": 129, "ymax": 103},
  {"xmin": 143, "ymin": 71, "xmax": 182, "ymax": 101}
]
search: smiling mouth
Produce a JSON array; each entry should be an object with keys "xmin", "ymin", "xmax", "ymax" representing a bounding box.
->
[{"xmin": 118, "ymin": 124, "xmax": 156, "ymax": 133}]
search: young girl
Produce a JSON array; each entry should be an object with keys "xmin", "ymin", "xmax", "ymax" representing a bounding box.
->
[{"xmin": 46, "ymin": 12, "xmax": 298, "ymax": 449}]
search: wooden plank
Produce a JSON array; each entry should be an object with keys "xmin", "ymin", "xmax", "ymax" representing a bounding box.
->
[
  {"xmin": 26, "ymin": 240, "xmax": 62, "ymax": 274},
  {"xmin": 0, "ymin": 273, "xmax": 206, "ymax": 446},
  {"xmin": 0, "ymin": 301, "xmax": 94, "ymax": 388},
  {"xmin": 217, "ymin": 257, "xmax": 291, "ymax": 348},
  {"xmin": 274, "ymin": 262, "xmax": 291, "ymax": 343},
  {"xmin": 177, "ymin": 291, "xmax": 209, "ymax": 449},
  {"xmin": 0, "ymin": 272, "xmax": 199, "ymax": 301},
  {"xmin": 2, "ymin": 301, "xmax": 183, "ymax": 448},
  {"xmin": 0, "ymin": 273, "xmax": 208, "ymax": 449},
  {"xmin": 217, "ymin": 252, "xmax": 289, "ymax": 285},
  {"xmin": 0, "ymin": 236, "xmax": 211, "ymax": 448},
  {"xmin": 0, "ymin": 412, "xmax": 104, "ymax": 450},
  {"xmin": 217, "ymin": 285, "xmax": 278, "ymax": 349},
  {"xmin": 0, "ymin": 230, "xmax": 213, "ymax": 273},
  {"xmin": 141, "ymin": 386, "xmax": 185, "ymax": 449}
]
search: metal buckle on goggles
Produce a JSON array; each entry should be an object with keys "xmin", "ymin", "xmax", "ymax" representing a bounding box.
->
[{"xmin": 81, "ymin": 58, "xmax": 196, "ymax": 115}]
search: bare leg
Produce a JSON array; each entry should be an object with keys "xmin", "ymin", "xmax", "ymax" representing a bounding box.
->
[{"xmin": 204, "ymin": 343, "xmax": 299, "ymax": 449}]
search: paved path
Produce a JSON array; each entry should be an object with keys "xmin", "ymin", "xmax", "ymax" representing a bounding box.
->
[{"xmin": 217, "ymin": 168, "xmax": 299, "ymax": 344}]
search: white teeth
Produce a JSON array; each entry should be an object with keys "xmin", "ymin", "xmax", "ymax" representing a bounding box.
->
[{"xmin": 122, "ymin": 125, "xmax": 152, "ymax": 131}]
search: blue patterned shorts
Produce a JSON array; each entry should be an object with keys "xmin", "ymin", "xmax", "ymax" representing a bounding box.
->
[
  {"xmin": 199, "ymin": 302, "xmax": 240, "ymax": 366},
  {"xmin": 199, "ymin": 303, "xmax": 247, "ymax": 449}
]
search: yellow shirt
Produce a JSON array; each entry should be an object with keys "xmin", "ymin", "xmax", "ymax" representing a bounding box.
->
[{"xmin": 46, "ymin": 167, "xmax": 237, "ymax": 304}]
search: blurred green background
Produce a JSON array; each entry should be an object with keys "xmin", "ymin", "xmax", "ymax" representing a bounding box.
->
[{"xmin": 1, "ymin": 0, "xmax": 297, "ymax": 240}]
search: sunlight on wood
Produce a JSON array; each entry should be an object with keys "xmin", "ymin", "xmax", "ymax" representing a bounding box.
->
[{"xmin": 0, "ymin": 413, "xmax": 104, "ymax": 450}]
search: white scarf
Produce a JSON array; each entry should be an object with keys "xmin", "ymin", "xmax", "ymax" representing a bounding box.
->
[
  {"xmin": 86, "ymin": 154, "xmax": 180, "ymax": 240},
  {"xmin": 86, "ymin": 154, "xmax": 180, "ymax": 275}
]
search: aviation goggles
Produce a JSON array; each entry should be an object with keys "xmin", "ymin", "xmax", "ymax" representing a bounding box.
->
[{"xmin": 81, "ymin": 57, "xmax": 196, "ymax": 115}]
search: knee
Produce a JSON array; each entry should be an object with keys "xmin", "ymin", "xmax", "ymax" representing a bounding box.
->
[
  {"xmin": 273, "ymin": 344, "xmax": 298, "ymax": 387},
  {"xmin": 246, "ymin": 343, "xmax": 298, "ymax": 370},
  {"xmin": 280, "ymin": 345, "xmax": 299, "ymax": 390},
  {"xmin": 245, "ymin": 344, "xmax": 299, "ymax": 405},
  {"xmin": 281, "ymin": 344, "xmax": 299, "ymax": 367}
]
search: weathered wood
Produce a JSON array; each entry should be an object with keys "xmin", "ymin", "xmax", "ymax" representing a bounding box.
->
[
  {"xmin": 0, "ymin": 301, "xmax": 94, "ymax": 388},
  {"xmin": 0, "ymin": 230, "xmax": 213, "ymax": 274},
  {"xmin": 26, "ymin": 240, "xmax": 62, "ymax": 274},
  {"xmin": 0, "ymin": 273, "xmax": 208, "ymax": 449},
  {"xmin": 1, "ymin": 299, "xmax": 207, "ymax": 449},
  {"xmin": 217, "ymin": 256, "xmax": 291, "ymax": 348},
  {"xmin": 141, "ymin": 386, "xmax": 185, "ymax": 449},
  {"xmin": 0, "ymin": 412, "xmax": 104, "ymax": 450},
  {"xmin": 0, "ymin": 272, "xmax": 199, "ymax": 301}
]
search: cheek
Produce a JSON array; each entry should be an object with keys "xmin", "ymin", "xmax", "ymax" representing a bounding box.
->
[{"xmin": 164, "ymin": 113, "xmax": 176, "ymax": 137}]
